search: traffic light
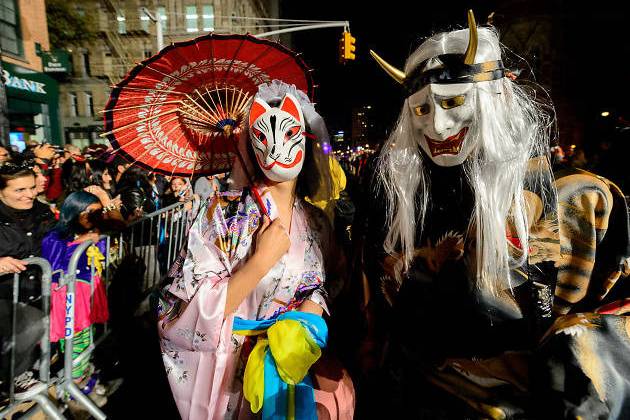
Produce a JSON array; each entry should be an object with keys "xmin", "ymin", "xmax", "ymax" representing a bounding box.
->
[{"xmin": 339, "ymin": 31, "xmax": 356, "ymax": 63}]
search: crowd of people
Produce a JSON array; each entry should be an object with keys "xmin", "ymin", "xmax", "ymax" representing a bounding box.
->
[
  {"xmin": 2, "ymin": 10, "xmax": 630, "ymax": 420},
  {"xmin": 0, "ymin": 140, "xmax": 228, "ymax": 409}
]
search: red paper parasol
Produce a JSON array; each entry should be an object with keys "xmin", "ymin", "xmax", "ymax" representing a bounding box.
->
[{"xmin": 102, "ymin": 33, "xmax": 314, "ymax": 177}]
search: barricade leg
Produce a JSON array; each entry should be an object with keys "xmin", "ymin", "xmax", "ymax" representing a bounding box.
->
[
  {"xmin": 63, "ymin": 381, "xmax": 107, "ymax": 420},
  {"xmin": 58, "ymin": 240, "xmax": 107, "ymax": 419},
  {"xmin": 2, "ymin": 258, "xmax": 67, "ymax": 420},
  {"xmin": 29, "ymin": 392, "xmax": 66, "ymax": 420}
]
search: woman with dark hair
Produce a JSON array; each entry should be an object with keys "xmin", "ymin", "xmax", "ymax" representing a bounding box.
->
[
  {"xmin": 158, "ymin": 81, "xmax": 352, "ymax": 419},
  {"xmin": 61, "ymin": 159, "xmax": 91, "ymax": 196},
  {"xmin": 41, "ymin": 191, "xmax": 109, "ymax": 405},
  {"xmin": 116, "ymin": 166, "xmax": 158, "ymax": 213},
  {"xmin": 162, "ymin": 176, "xmax": 193, "ymax": 207},
  {"xmin": 117, "ymin": 187, "xmax": 147, "ymax": 223},
  {"xmin": 86, "ymin": 159, "xmax": 115, "ymax": 196},
  {"xmin": 0, "ymin": 163, "xmax": 55, "ymax": 288},
  {"xmin": 0, "ymin": 163, "xmax": 56, "ymax": 396}
]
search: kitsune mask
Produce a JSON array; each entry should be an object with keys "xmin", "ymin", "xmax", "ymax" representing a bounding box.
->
[{"xmin": 248, "ymin": 93, "xmax": 306, "ymax": 182}]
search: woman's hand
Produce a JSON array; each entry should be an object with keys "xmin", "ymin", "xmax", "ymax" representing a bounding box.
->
[
  {"xmin": 252, "ymin": 216, "xmax": 290, "ymax": 273},
  {"xmin": 110, "ymin": 195, "xmax": 122, "ymax": 208},
  {"xmin": 0, "ymin": 256, "xmax": 27, "ymax": 274},
  {"xmin": 52, "ymin": 155, "xmax": 66, "ymax": 168},
  {"xmin": 224, "ymin": 217, "xmax": 291, "ymax": 315},
  {"xmin": 74, "ymin": 232, "xmax": 101, "ymax": 244},
  {"xmin": 84, "ymin": 185, "xmax": 110, "ymax": 206},
  {"xmin": 33, "ymin": 144, "xmax": 56, "ymax": 161}
]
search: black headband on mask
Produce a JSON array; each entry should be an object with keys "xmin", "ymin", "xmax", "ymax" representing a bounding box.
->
[{"xmin": 405, "ymin": 54, "xmax": 506, "ymax": 95}]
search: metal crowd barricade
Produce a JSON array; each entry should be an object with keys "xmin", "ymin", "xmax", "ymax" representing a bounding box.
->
[
  {"xmin": 54, "ymin": 235, "xmax": 110, "ymax": 420},
  {"xmin": 0, "ymin": 257, "xmax": 65, "ymax": 420},
  {"xmin": 118, "ymin": 200, "xmax": 193, "ymax": 293}
]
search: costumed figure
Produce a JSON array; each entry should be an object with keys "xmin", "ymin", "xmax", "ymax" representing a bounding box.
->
[
  {"xmin": 157, "ymin": 80, "xmax": 354, "ymax": 419},
  {"xmin": 364, "ymin": 10, "xmax": 630, "ymax": 419}
]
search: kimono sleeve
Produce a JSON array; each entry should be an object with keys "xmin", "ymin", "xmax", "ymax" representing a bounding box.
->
[{"xmin": 165, "ymin": 193, "xmax": 236, "ymax": 348}]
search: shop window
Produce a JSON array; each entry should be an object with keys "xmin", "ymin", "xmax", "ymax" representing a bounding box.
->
[
  {"xmin": 68, "ymin": 93, "xmax": 78, "ymax": 117},
  {"xmin": 0, "ymin": 0, "xmax": 21, "ymax": 56},
  {"xmin": 202, "ymin": 5, "xmax": 214, "ymax": 32},
  {"xmin": 186, "ymin": 5, "xmax": 197, "ymax": 33}
]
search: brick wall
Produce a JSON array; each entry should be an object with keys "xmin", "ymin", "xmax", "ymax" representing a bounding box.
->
[{"xmin": 1, "ymin": 0, "xmax": 50, "ymax": 72}]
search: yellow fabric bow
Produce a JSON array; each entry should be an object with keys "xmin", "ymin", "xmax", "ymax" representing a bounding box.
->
[
  {"xmin": 86, "ymin": 245, "xmax": 105, "ymax": 276},
  {"xmin": 238, "ymin": 318, "xmax": 322, "ymax": 417}
]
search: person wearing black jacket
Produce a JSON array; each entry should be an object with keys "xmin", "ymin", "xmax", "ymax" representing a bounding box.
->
[
  {"xmin": 0, "ymin": 163, "xmax": 55, "ymax": 296},
  {"xmin": 0, "ymin": 162, "xmax": 56, "ymax": 397}
]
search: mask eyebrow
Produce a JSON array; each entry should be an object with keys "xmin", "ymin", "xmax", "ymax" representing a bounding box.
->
[
  {"xmin": 433, "ymin": 92, "xmax": 467, "ymax": 100},
  {"xmin": 287, "ymin": 137, "xmax": 304, "ymax": 156},
  {"xmin": 257, "ymin": 118, "xmax": 270, "ymax": 132},
  {"xmin": 279, "ymin": 116, "xmax": 293, "ymax": 132}
]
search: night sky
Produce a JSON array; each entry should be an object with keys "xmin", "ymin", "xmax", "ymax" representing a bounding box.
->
[{"xmin": 282, "ymin": 0, "xmax": 630, "ymax": 148}]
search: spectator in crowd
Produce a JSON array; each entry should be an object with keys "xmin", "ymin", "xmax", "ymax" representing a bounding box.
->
[
  {"xmin": 61, "ymin": 159, "xmax": 91, "ymax": 198},
  {"xmin": 22, "ymin": 143, "xmax": 56, "ymax": 167},
  {"xmin": 87, "ymin": 159, "xmax": 115, "ymax": 197},
  {"xmin": 193, "ymin": 172, "xmax": 226, "ymax": 201},
  {"xmin": 0, "ymin": 146, "xmax": 10, "ymax": 164},
  {"xmin": 0, "ymin": 163, "xmax": 55, "ymax": 397},
  {"xmin": 30, "ymin": 163, "xmax": 56, "ymax": 216},
  {"xmin": 117, "ymin": 166, "xmax": 158, "ymax": 213},
  {"xmin": 63, "ymin": 144, "xmax": 83, "ymax": 162},
  {"xmin": 0, "ymin": 163, "xmax": 55, "ymax": 291},
  {"xmin": 84, "ymin": 144, "xmax": 108, "ymax": 160},
  {"xmin": 42, "ymin": 153, "xmax": 65, "ymax": 204},
  {"xmin": 162, "ymin": 176, "xmax": 192, "ymax": 207},
  {"xmin": 42, "ymin": 191, "xmax": 110, "ymax": 406},
  {"xmin": 109, "ymin": 154, "xmax": 131, "ymax": 185},
  {"xmin": 20, "ymin": 143, "xmax": 64, "ymax": 202},
  {"xmin": 117, "ymin": 187, "xmax": 147, "ymax": 224}
]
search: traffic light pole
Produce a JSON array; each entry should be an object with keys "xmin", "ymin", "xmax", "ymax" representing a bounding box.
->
[{"xmin": 255, "ymin": 21, "xmax": 349, "ymax": 38}]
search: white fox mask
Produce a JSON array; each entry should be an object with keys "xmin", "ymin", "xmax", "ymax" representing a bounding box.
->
[{"xmin": 248, "ymin": 93, "xmax": 306, "ymax": 182}]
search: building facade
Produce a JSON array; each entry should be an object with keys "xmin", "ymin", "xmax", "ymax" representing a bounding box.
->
[
  {"xmin": 0, "ymin": 0, "xmax": 61, "ymax": 147},
  {"xmin": 351, "ymin": 104, "xmax": 374, "ymax": 148},
  {"xmin": 59, "ymin": 0, "xmax": 278, "ymax": 149}
]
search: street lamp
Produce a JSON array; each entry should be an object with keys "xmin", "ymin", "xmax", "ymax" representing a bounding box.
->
[{"xmin": 601, "ymin": 111, "xmax": 610, "ymax": 117}]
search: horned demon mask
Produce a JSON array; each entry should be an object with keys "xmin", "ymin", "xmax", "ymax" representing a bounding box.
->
[{"xmin": 371, "ymin": 11, "xmax": 506, "ymax": 167}]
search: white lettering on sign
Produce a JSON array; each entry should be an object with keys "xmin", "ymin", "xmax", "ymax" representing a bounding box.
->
[
  {"xmin": 64, "ymin": 292, "xmax": 74, "ymax": 338},
  {"xmin": 2, "ymin": 70, "xmax": 47, "ymax": 94}
]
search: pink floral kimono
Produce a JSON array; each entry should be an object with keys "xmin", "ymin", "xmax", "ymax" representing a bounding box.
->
[{"xmin": 157, "ymin": 185, "xmax": 333, "ymax": 419}]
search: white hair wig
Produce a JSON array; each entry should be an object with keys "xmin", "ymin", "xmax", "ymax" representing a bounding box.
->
[{"xmin": 377, "ymin": 26, "xmax": 555, "ymax": 295}]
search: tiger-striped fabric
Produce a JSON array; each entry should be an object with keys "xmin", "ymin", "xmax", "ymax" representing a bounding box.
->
[{"xmin": 553, "ymin": 167, "xmax": 629, "ymax": 315}]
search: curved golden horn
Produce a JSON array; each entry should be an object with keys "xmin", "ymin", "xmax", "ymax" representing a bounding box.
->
[
  {"xmin": 463, "ymin": 10, "xmax": 478, "ymax": 65},
  {"xmin": 369, "ymin": 50, "xmax": 406, "ymax": 85}
]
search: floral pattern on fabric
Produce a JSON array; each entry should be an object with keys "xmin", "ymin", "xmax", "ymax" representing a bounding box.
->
[{"xmin": 157, "ymin": 185, "xmax": 330, "ymax": 419}]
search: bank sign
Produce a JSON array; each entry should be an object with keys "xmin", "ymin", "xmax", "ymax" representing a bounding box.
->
[{"xmin": 3, "ymin": 69, "xmax": 47, "ymax": 94}]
